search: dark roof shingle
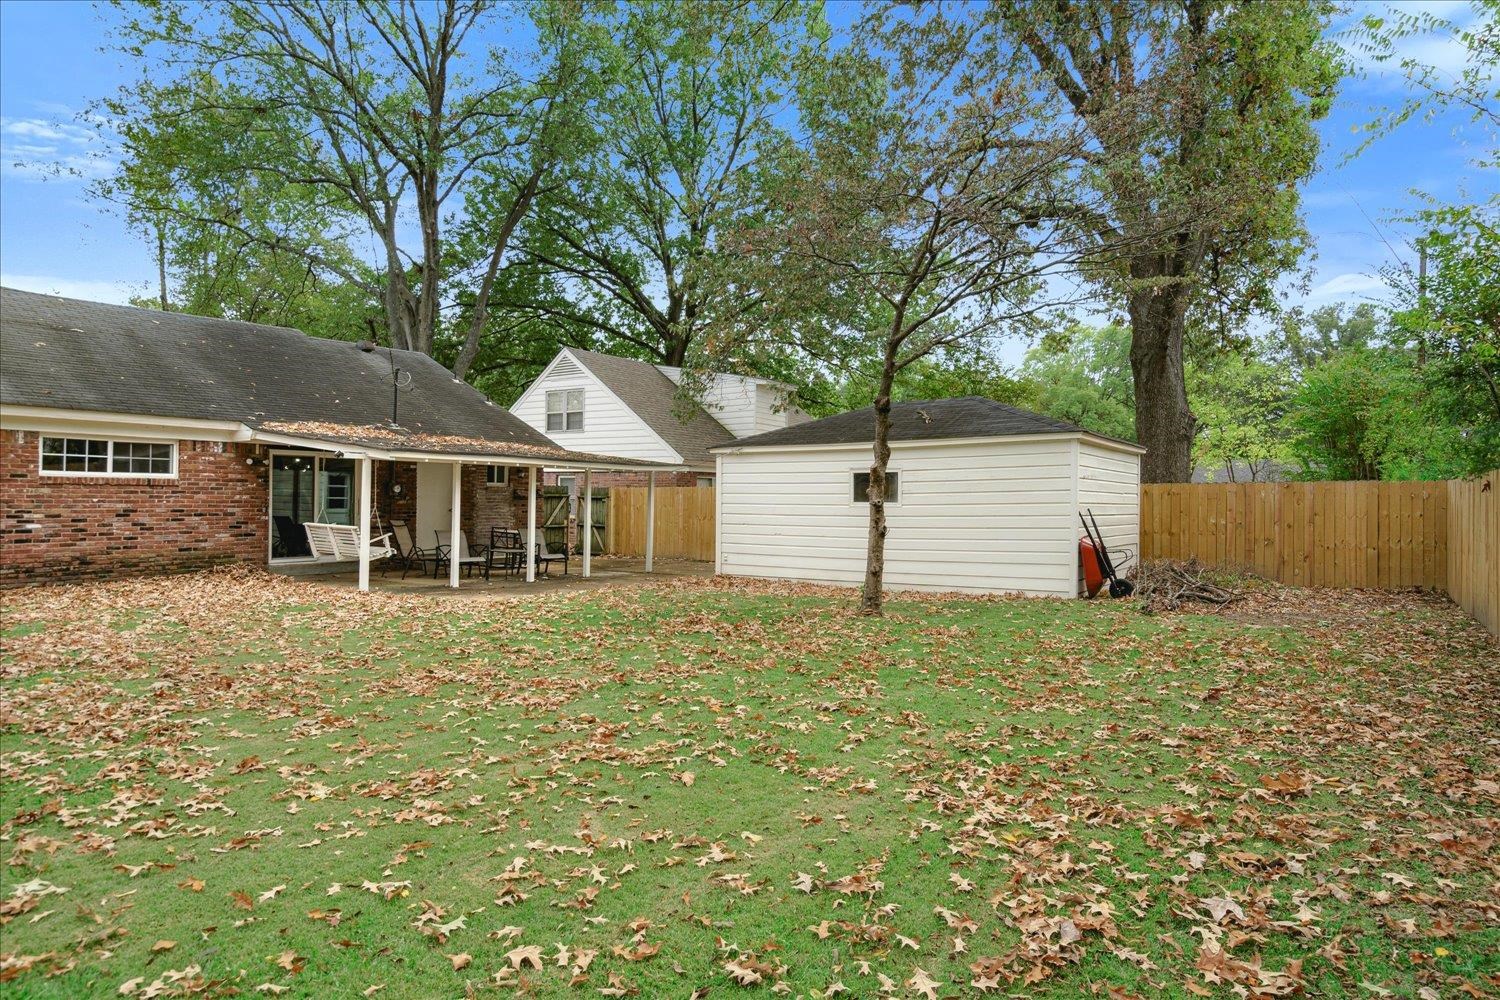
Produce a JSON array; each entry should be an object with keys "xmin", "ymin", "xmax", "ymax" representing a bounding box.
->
[
  {"xmin": 0, "ymin": 287, "xmax": 656, "ymax": 465},
  {"xmin": 712, "ymin": 396, "xmax": 1138, "ymax": 450},
  {"xmin": 567, "ymin": 348, "xmax": 734, "ymax": 466}
]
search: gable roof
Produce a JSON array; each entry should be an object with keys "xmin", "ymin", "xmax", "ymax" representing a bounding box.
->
[
  {"xmin": 0, "ymin": 288, "xmax": 659, "ymax": 466},
  {"xmin": 712, "ymin": 396, "xmax": 1143, "ymax": 452},
  {"xmin": 566, "ymin": 348, "xmax": 735, "ymax": 466}
]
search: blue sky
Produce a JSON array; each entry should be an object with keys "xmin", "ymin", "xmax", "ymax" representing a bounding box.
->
[{"xmin": 1, "ymin": 0, "xmax": 1494, "ymax": 364}]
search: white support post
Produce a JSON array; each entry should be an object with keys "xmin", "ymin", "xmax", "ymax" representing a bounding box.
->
[
  {"xmin": 644, "ymin": 470, "xmax": 656, "ymax": 573},
  {"xmin": 357, "ymin": 457, "xmax": 373, "ymax": 592},
  {"xmin": 526, "ymin": 467, "xmax": 538, "ymax": 583},
  {"xmin": 449, "ymin": 462, "xmax": 462, "ymax": 589},
  {"xmin": 582, "ymin": 470, "xmax": 593, "ymax": 578}
]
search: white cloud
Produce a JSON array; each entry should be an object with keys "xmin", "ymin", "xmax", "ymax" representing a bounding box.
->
[
  {"xmin": 1305, "ymin": 271, "xmax": 1391, "ymax": 303},
  {"xmin": 0, "ymin": 273, "xmax": 150, "ymax": 304},
  {"xmin": 0, "ymin": 116, "xmax": 113, "ymax": 182}
]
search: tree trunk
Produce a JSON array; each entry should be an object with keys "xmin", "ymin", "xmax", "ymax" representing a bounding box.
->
[
  {"xmin": 861, "ymin": 342, "xmax": 899, "ymax": 615},
  {"xmin": 452, "ymin": 169, "xmax": 543, "ymax": 381},
  {"xmin": 1128, "ymin": 280, "xmax": 1196, "ymax": 483}
]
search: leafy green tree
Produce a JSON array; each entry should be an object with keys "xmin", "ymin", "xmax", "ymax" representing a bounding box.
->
[
  {"xmin": 97, "ymin": 0, "xmax": 594, "ymax": 376},
  {"xmin": 1276, "ymin": 303, "xmax": 1384, "ymax": 372},
  {"xmin": 1388, "ymin": 204, "xmax": 1500, "ymax": 475},
  {"xmin": 1190, "ymin": 350, "xmax": 1294, "ymax": 481},
  {"xmin": 511, "ymin": 1, "xmax": 826, "ymax": 368},
  {"xmin": 1020, "ymin": 325, "xmax": 1136, "ymax": 442},
  {"xmin": 722, "ymin": 8, "xmax": 1097, "ymax": 613},
  {"xmin": 985, "ymin": 0, "xmax": 1343, "ymax": 482},
  {"xmin": 822, "ymin": 347, "xmax": 1038, "ymax": 418},
  {"xmin": 1287, "ymin": 347, "xmax": 1463, "ymax": 480}
]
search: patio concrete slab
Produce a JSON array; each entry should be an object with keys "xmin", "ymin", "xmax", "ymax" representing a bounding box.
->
[{"xmin": 282, "ymin": 556, "xmax": 712, "ymax": 598}]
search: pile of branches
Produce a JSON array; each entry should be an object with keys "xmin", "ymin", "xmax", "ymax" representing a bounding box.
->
[{"xmin": 1130, "ymin": 558, "xmax": 1244, "ymax": 613}]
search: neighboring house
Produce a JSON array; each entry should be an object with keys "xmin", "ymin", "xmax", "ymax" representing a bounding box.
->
[
  {"xmin": 1192, "ymin": 459, "xmax": 1292, "ymax": 483},
  {"xmin": 0, "ymin": 289, "xmax": 658, "ymax": 587},
  {"xmin": 510, "ymin": 347, "xmax": 807, "ymax": 488},
  {"xmin": 710, "ymin": 397, "xmax": 1144, "ymax": 597}
]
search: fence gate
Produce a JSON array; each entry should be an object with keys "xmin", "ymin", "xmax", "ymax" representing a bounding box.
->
[
  {"xmin": 540, "ymin": 486, "xmax": 608, "ymax": 554},
  {"xmin": 541, "ymin": 488, "xmax": 569, "ymax": 552}
]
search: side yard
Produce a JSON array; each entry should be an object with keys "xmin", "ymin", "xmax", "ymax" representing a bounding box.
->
[{"xmin": 1, "ymin": 570, "xmax": 1495, "ymax": 998}]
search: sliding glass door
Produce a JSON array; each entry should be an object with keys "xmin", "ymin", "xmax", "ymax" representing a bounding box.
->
[{"xmin": 269, "ymin": 453, "xmax": 360, "ymax": 560}]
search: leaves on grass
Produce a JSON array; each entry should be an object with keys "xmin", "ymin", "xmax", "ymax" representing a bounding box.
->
[{"xmin": 1, "ymin": 567, "xmax": 1495, "ymax": 997}]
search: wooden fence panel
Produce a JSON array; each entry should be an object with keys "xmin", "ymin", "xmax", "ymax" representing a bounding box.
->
[
  {"xmin": 1140, "ymin": 481, "xmax": 1451, "ymax": 592},
  {"xmin": 606, "ymin": 486, "xmax": 715, "ymax": 562},
  {"xmin": 1447, "ymin": 470, "xmax": 1498, "ymax": 636}
]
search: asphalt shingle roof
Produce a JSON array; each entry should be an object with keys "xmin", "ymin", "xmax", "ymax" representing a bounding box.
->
[
  {"xmin": 713, "ymin": 396, "xmax": 1139, "ymax": 450},
  {"xmin": 0, "ymin": 287, "xmax": 658, "ymax": 465},
  {"xmin": 567, "ymin": 348, "xmax": 734, "ymax": 466}
]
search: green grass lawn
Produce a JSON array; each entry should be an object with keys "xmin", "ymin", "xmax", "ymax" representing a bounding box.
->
[{"xmin": 2, "ymin": 569, "xmax": 1496, "ymax": 999}]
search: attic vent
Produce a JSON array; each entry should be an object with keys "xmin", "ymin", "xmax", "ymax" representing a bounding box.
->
[{"xmin": 551, "ymin": 356, "xmax": 583, "ymax": 378}]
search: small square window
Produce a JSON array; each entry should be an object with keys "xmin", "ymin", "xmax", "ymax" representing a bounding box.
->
[
  {"xmin": 486, "ymin": 466, "xmax": 509, "ymax": 486},
  {"xmin": 852, "ymin": 471, "xmax": 899, "ymax": 503},
  {"xmin": 546, "ymin": 388, "xmax": 584, "ymax": 432}
]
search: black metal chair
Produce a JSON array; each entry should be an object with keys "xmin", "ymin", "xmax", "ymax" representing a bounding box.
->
[
  {"xmin": 433, "ymin": 529, "xmax": 492, "ymax": 580},
  {"xmin": 273, "ymin": 514, "xmax": 311, "ymax": 558},
  {"xmin": 489, "ymin": 527, "xmax": 526, "ymax": 577}
]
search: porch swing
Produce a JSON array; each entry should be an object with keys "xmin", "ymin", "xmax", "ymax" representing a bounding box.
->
[{"xmin": 302, "ymin": 501, "xmax": 395, "ymax": 564}]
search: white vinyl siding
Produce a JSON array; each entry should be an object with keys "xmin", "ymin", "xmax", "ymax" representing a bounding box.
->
[
  {"xmin": 718, "ymin": 438, "xmax": 1092, "ymax": 597},
  {"xmin": 659, "ymin": 368, "xmax": 807, "ymax": 439},
  {"xmin": 1077, "ymin": 440, "xmax": 1141, "ymax": 594},
  {"xmin": 511, "ymin": 351, "xmax": 681, "ymax": 463},
  {"xmin": 753, "ymin": 382, "xmax": 808, "ymax": 434}
]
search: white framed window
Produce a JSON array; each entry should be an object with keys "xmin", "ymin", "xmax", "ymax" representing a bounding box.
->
[
  {"xmin": 697, "ymin": 476, "xmax": 715, "ymax": 488},
  {"xmin": 485, "ymin": 465, "xmax": 509, "ymax": 486},
  {"xmin": 39, "ymin": 437, "xmax": 176, "ymax": 478},
  {"xmin": 852, "ymin": 470, "xmax": 899, "ymax": 503},
  {"xmin": 546, "ymin": 388, "xmax": 584, "ymax": 432}
]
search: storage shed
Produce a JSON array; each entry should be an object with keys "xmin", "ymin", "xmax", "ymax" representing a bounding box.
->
[{"xmin": 710, "ymin": 397, "xmax": 1144, "ymax": 597}]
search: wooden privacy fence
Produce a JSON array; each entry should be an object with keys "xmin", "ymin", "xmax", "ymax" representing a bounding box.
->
[
  {"xmin": 1447, "ymin": 473, "xmax": 1498, "ymax": 635},
  {"xmin": 1140, "ymin": 471, "xmax": 1498, "ymax": 635},
  {"xmin": 606, "ymin": 486, "xmax": 716, "ymax": 562}
]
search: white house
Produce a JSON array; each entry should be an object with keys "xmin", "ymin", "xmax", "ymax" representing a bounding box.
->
[
  {"xmin": 510, "ymin": 347, "xmax": 807, "ymax": 484},
  {"xmin": 710, "ymin": 396, "xmax": 1143, "ymax": 597}
]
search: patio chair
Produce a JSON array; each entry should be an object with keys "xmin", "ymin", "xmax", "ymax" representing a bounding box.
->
[
  {"xmin": 390, "ymin": 520, "xmax": 434, "ymax": 579},
  {"xmin": 273, "ymin": 514, "xmax": 311, "ymax": 558},
  {"xmin": 434, "ymin": 529, "xmax": 492, "ymax": 581},
  {"xmin": 535, "ymin": 533, "xmax": 569, "ymax": 577},
  {"xmin": 489, "ymin": 527, "xmax": 526, "ymax": 578}
]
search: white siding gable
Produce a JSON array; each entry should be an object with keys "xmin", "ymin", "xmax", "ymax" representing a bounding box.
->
[
  {"xmin": 656, "ymin": 366, "xmax": 806, "ymax": 440},
  {"xmin": 511, "ymin": 349, "xmax": 682, "ymax": 463}
]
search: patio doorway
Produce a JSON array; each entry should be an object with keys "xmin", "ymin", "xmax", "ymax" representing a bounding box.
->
[{"xmin": 269, "ymin": 452, "xmax": 359, "ymax": 560}]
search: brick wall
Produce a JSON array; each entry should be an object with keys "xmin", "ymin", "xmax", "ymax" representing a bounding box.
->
[
  {"xmin": 371, "ymin": 461, "xmax": 532, "ymax": 550},
  {"xmin": 0, "ymin": 429, "xmax": 268, "ymax": 586}
]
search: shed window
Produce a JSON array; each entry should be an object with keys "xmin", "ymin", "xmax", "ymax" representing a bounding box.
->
[
  {"xmin": 39, "ymin": 437, "xmax": 175, "ymax": 477},
  {"xmin": 485, "ymin": 465, "xmax": 509, "ymax": 486},
  {"xmin": 546, "ymin": 389, "xmax": 584, "ymax": 432},
  {"xmin": 852, "ymin": 471, "xmax": 899, "ymax": 503}
]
